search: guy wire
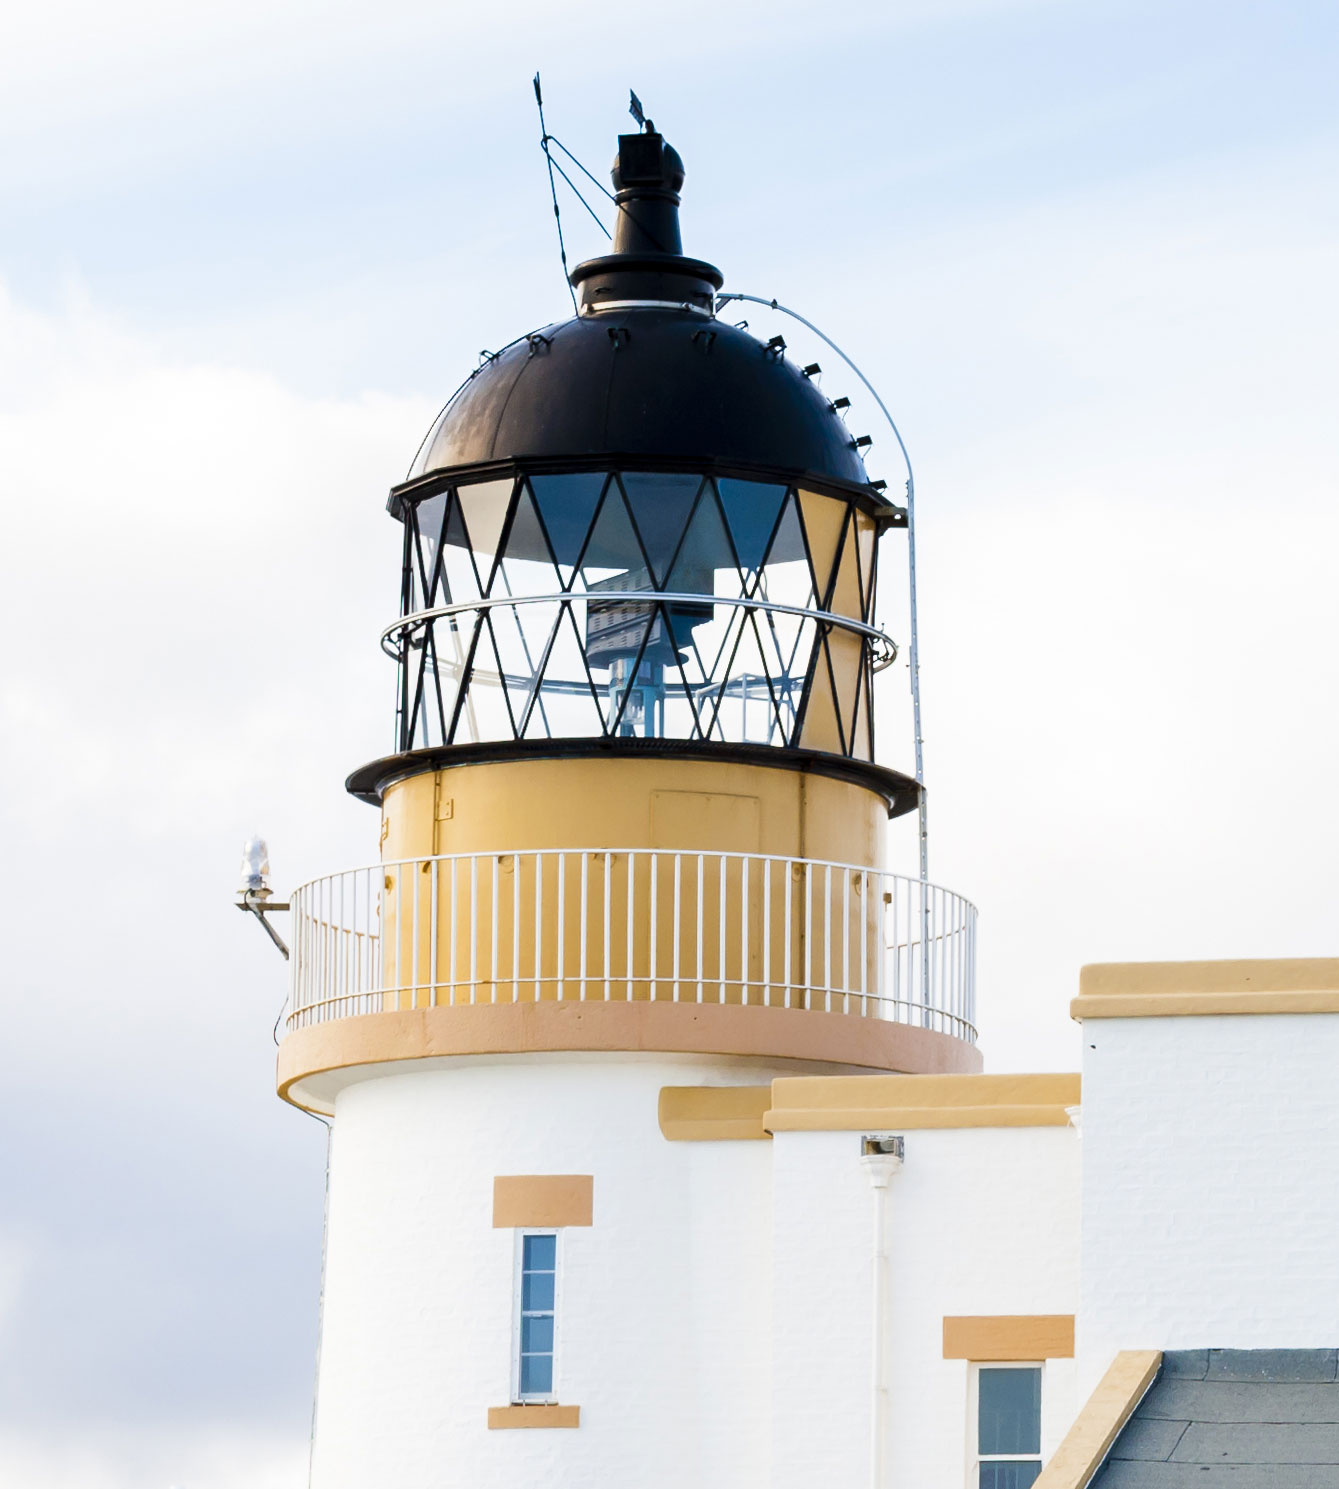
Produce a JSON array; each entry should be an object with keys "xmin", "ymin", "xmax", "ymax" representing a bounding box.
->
[{"xmin": 533, "ymin": 74, "xmax": 580, "ymax": 315}]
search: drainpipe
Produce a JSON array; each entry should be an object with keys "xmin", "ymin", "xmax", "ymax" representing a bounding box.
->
[{"xmin": 861, "ymin": 1136, "xmax": 905, "ymax": 1489}]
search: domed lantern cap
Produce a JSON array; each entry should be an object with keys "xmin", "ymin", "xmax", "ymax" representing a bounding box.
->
[{"xmin": 400, "ymin": 127, "xmax": 878, "ymax": 495}]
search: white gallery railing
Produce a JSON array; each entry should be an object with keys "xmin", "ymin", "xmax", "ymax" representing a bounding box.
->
[{"xmin": 284, "ymin": 849, "xmax": 977, "ymax": 1044}]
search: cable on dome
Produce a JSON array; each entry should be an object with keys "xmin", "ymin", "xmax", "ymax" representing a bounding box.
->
[
  {"xmin": 717, "ymin": 291, "xmax": 930, "ymax": 889},
  {"xmin": 533, "ymin": 75, "xmax": 580, "ymax": 315}
]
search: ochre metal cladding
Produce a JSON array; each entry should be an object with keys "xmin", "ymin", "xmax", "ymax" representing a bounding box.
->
[{"xmin": 377, "ymin": 756, "xmax": 889, "ymax": 1016}]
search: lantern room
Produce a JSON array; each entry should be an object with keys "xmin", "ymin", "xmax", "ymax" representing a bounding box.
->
[{"xmin": 278, "ymin": 120, "xmax": 978, "ymax": 1107}]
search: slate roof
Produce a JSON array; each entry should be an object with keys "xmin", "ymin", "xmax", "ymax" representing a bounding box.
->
[{"xmin": 1092, "ymin": 1349, "xmax": 1339, "ymax": 1488}]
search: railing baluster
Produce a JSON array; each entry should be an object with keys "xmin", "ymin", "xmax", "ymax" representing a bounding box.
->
[
  {"xmin": 783, "ymin": 860, "xmax": 792, "ymax": 1010},
  {"xmin": 469, "ymin": 855, "xmax": 478, "ymax": 1005},
  {"xmin": 408, "ymin": 862, "xmax": 417, "ymax": 1008},
  {"xmin": 534, "ymin": 852, "xmax": 543, "ymax": 1002},
  {"xmin": 649, "ymin": 853, "xmax": 658, "ymax": 1001},
  {"xmin": 824, "ymin": 863, "xmax": 832, "ymax": 1014},
  {"xmin": 740, "ymin": 855, "xmax": 749, "ymax": 1006},
  {"xmin": 603, "ymin": 852, "xmax": 612, "ymax": 1002},
  {"xmin": 626, "ymin": 851, "xmax": 635, "ymax": 1001},
  {"xmin": 395, "ymin": 862, "xmax": 404, "ymax": 1015},
  {"xmin": 450, "ymin": 856, "xmax": 458, "ymax": 1005},
  {"xmin": 762, "ymin": 857, "xmax": 771, "ymax": 1008},
  {"xmin": 696, "ymin": 854, "xmax": 704, "ymax": 1005},
  {"xmin": 557, "ymin": 852, "xmax": 566, "ymax": 1001},
  {"xmin": 672, "ymin": 853, "xmax": 681, "ymax": 1003},
  {"xmin": 429, "ymin": 858, "xmax": 439, "ymax": 1008},
  {"xmin": 803, "ymin": 863, "xmax": 812, "ymax": 1011},
  {"xmin": 579, "ymin": 852, "xmax": 588, "ymax": 1002},
  {"xmin": 491, "ymin": 854, "xmax": 500, "ymax": 1006},
  {"xmin": 859, "ymin": 870, "xmax": 868, "ymax": 1016},
  {"xmin": 718, "ymin": 853, "xmax": 727, "ymax": 1005}
]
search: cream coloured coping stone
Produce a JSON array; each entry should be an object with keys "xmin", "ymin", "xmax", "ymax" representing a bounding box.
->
[
  {"xmin": 1033, "ymin": 1350, "xmax": 1162, "ymax": 1489},
  {"xmin": 1072, "ymin": 958, "xmax": 1339, "ymax": 1020}
]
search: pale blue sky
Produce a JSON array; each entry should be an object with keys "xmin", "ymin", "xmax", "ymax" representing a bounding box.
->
[{"xmin": 0, "ymin": 2, "xmax": 1336, "ymax": 1484}]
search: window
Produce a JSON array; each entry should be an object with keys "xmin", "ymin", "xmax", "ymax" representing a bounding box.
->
[
  {"xmin": 514, "ymin": 1231, "xmax": 558, "ymax": 1401},
  {"xmin": 974, "ymin": 1365, "xmax": 1042, "ymax": 1488}
]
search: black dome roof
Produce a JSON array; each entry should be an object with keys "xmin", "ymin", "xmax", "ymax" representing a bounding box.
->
[{"xmin": 407, "ymin": 309, "xmax": 872, "ymax": 489}]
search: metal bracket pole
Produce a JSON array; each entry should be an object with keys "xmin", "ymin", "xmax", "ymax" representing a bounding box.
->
[{"xmin": 237, "ymin": 892, "xmax": 291, "ymax": 960}]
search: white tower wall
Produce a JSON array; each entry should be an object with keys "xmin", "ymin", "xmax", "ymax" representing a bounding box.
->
[{"xmin": 310, "ymin": 1054, "xmax": 778, "ymax": 1489}]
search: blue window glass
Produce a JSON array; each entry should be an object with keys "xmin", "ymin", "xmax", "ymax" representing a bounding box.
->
[
  {"xmin": 517, "ymin": 1232, "xmax": 557, "ymax": 1401},
  {"xmin": 977, "ymin": 1367, "xmax": 1042, "ymax": 1488},
  {"xmin": 979, "ymin": 1368, "xmax": 1041, "ymax": 1455},
  {"xmin": 524, "ymin": 1233, "xmax": 556, "ymax": 1270},
  {"xmin": 979, "ymin": 1465, "xmax": 1041, "ymax": 1489}
]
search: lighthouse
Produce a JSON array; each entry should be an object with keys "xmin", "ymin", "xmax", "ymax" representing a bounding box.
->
[{"xmin": 276, "ymin": 117, "xmax": 980, "ymax": 1488}]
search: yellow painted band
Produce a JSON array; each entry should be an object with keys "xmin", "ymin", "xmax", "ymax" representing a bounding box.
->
[
  {"xmin": 1033, "ymin": 1351, "xmax": 1162, "ymax": 1489},
  {"xmin": 942, "ymin": 1315, "xmax": 1075, "ymax": 1360},
  {"xmin": 277, "ymin": 1002, "xmax": 983, "ymax": 1113},
  {"xmin": 760, "ymin": 1072, "xmax": 1079, "ymax": 1131},
  {"xmin": 1074, "ymin": 959, "xmax": 1339, "ymax": 1018},
  {"xmin": 487, "ymin": 1405, "xmax": 580, "ymax": 1429},
  {"xmin": 492, "ymin": 1175, "xmax": 593, "ymax": 1228},
  {"xmin": 765, "ymin": 1104, "xmax": 1074, "ymax": 1131},
  {"xmin": 658, "ymin": 1085, "xmax": 772, "ymax": 1140},
  {"xmin": 1073, "ymin": 990, "xmax": 1339, "ymax": 1020},
  {"xmin": 1079, "ymin": 958, "xmax": 1339, "ymax": 997}
]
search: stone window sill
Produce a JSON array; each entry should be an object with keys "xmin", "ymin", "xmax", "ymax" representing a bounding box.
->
[{"xmin": 487, "ymin": 1404, "xmax": 580, "ymax": 1429}]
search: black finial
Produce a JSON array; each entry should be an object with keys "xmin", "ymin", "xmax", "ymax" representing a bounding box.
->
[{"xmin": 567, "ymin": 117, "xmax": 724, "ymax": 312}]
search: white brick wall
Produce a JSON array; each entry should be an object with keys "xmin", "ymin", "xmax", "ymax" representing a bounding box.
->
[
  {"xmin": 1079, "ymin": 1012, "xmax": 1339, "ymax": 1392},
  {"xmin": 772, "ymin": 1124, "xmax": 1081, "ymax": 1489}
]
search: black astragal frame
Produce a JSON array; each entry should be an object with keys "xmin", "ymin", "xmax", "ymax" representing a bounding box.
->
[{"xmin": 382, "ymin": 463, "xmax": 896, "ymax": 770}]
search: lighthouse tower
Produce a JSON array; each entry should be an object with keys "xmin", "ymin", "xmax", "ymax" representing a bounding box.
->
[{"xmin": 278, "ymin": 121, "xmax": 980, "ymax": 1488}]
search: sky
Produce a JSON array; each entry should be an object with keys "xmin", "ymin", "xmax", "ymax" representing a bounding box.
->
[{"xmin": 0, "ymin": 0, "xmax": 1336, "ymax": 1483}]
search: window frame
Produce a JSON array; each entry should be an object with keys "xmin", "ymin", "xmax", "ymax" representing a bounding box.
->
[
  {"xmin": 511, "ymin": 1228, "xmax": 561, "ymax": 1405},
  {"xmin": 967, "ymin": 1360, "xmax": 1044, "ymax": 1489}
]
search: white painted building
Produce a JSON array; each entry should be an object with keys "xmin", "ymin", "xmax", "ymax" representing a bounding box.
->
[
  {"xmin": 258, "ymin": 118, "xmax": 1339, "ymax": 1489},
  {"xmin": 276, "ymin": 960, "xmax": 1339, "ymax": 1489}
]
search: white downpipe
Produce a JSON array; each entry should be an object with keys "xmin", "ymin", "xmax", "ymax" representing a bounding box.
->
[{"xmin": 862, "ymin": 1144, "xmax": 904, "ymax": 1489}]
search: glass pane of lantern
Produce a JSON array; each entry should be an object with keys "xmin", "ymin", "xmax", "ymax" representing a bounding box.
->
[
  {"xmin": 826, "ymin": 628, "xmax": 863, "ymax": 749},
  {"xmin": 578, "ymin": 481, "xmax": 651, "ymax": 589},
  {"xmin": 829, "ymin": 514, "xmax": 864, "ymax": 620},
  {"xmin": 716, "ymin": 478, "xmax": 787, "ymax": 579},
  {"xmin": 677, "ymin": 603, "xmax": 739, "ymax": 741},
  {"xmin": 798, "ymin": 637, "xmax": 845, "ymax": 755},
  {"xmin": 439, "ymin": 495, "xmax": 482, "ymax": 606},
  {"xmin": 709, "ymin": 611, "xmax": 785, "ymax": 747},
  {"xmin": 666, "ymin": 483, "xmax": 733, "ymax": 598},
  {"xmin": 854, "ymin": 509, "xmax": 877, "ymax": 615},
  {"xmin": 528, "ymin": 472, "xmax": 608, "ymax": 585},
  {"xmin": 620, "ymin": 472, "xmax": 703, "ymax": 585},
  {"xmin": 489, "ymin": 599, "xmax": 559, "ymax": 736},
  {"xmin": 455, "ymin": 478, "xmax": 516, "ymax": 594},
  {"xmin": 494, "ymin": 483, "xmax": 561, "ymax": 602},
  {"xmin": 533, "ymin": 601, "xmax": 611, "ymax": 739},
  {"xmin": 853, "ymin": 661, "xmax": 873, "ymax": 760},
  {"xmin": 409, "ymin": 491, "xmax": 447, "ymax": 609},
  {"xmin": 428, "ymin": 614, "xmax": 474, "ymax": 740},
  {"xmin": 756, "ymin": 495, "xmax": 814, "ymax": 611},
  {"xmin": 473, "ymin": 614, "xmax": 523, "ymax": 737},
  {"xmin": 797, "ymin": 489, "xmax": 849, "ymax": 606}
]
